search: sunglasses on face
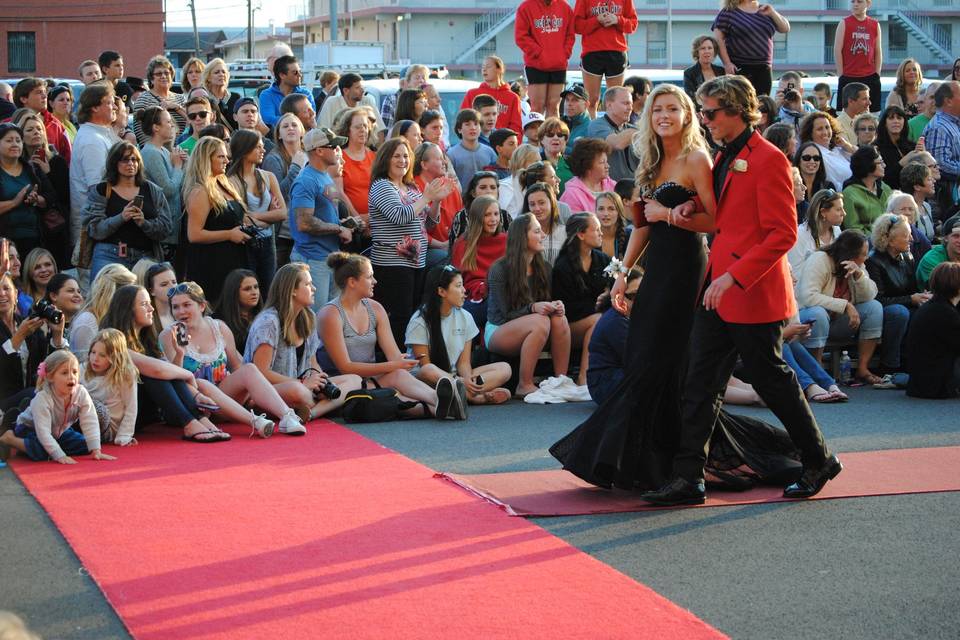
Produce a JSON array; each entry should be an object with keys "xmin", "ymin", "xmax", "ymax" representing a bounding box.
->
[
  {"xmin": 624, "ymin": 291, "xmax": 638, "ymax": 301},
  {"xmin": 187, "ymin": 111, "xmax": 209, "ymax": 120},
  {"xmin": 800, "ymin": 154, "xmax": 821, "ymax": 162},
  {"xmin": 857, "ymin": 126, "xmax": 877, "ymax": 132},
  {"xmin": 699, "ymin": 106, "xmax": 727, "ymax": 121}
]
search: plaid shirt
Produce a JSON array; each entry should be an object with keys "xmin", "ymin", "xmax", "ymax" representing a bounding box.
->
[
  {"xmin": 380, "ymin": 90, "xmax": 401, "ymax": 129},
  {"xmin": 923, "ymin": 110, "xmax": 960, "ymax": 181}
]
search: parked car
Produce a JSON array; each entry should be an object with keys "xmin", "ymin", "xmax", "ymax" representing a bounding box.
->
[{"xmin": 361, "ymin": 77, "xmax": 479, "ymax": 140}]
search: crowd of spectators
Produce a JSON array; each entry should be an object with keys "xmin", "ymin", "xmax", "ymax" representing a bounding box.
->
[{"xmin": 3, "ymin": 7, "xmax": 960, "ymax": 463}]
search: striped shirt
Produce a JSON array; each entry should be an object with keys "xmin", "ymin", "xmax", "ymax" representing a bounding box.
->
[
  {"xmin": 368, "ymin": 178, "xmax": 433, "ymax": 268},
  {"xmin": 712, "ymin": 8, "xmax": 776, "ymax": 67},
  {"xmin": 922, "ymin": 110, "xmax": 960, "ymax": 182}
]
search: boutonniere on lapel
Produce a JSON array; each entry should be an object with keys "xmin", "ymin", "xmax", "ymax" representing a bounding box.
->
[{"xmin": 732, "ymin": 159, "xmax": 748, "ymax": 173}]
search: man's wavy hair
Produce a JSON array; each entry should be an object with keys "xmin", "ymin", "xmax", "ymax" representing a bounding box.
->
[{"xmin": 696, "ymin": 75, "xmax": 761, "ymax": 126}]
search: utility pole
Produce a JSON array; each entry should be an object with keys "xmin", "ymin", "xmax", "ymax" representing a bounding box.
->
[
  {"xmin": 189, "ymin": 0, "xmax": 200, "ymax": 57},
  {"xmin": 247, "ymin": 0, "xmax": 254, "ymax": 58},
  {"xmin": 329, "ymin": 0, "xmax": 337, "ymax": 41}
]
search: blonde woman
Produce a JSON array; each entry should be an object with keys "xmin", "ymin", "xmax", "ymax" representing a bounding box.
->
[
  {"xmin": 201, "ymin": 57, "xmax": 242, "ymax": 130},
  {"xmin": 68, "ymin": 263, "xmax": 137, "ymax": 360},
  {"xmin": 886, "ymin": 58, "xmax": 924, "ymax": 116},
  {"xmin": 182, "ymin": 136, "xmax": 255, "ymax": 303}
]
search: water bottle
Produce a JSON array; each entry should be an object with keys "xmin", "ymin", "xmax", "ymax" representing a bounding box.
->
[{"xmin": 839, "ymin": 350, "xmax": 852, "ymax": 385}]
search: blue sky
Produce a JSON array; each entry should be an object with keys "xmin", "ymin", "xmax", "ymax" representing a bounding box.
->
[{"xmin": 164, "ymin": 0, "xmax": 299, "ymax": 28}]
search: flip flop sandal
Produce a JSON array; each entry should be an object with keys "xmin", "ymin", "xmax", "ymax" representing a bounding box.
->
[
  {"xmin": 829, "ymin": 390, "xmax": 849, "ymax": 402},
  {"xmin": 182, "ymin": 430, "xmax": 230, "ymax": 443},
  {"xmin": 807, "ymin": 391, "xmax": 836, "ymax": 403}
]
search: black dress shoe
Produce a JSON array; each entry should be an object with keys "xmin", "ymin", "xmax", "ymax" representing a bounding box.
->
[
  {"xmin": 641, "ymin": 477, "xmax": 706, "ymax": 506},
  {"xmin": 783, "ymin": 454, "xmax": 843, "ymax": 499}
]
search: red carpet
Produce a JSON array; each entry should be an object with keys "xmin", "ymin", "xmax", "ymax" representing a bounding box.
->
[
  {"xmin": 438, "ymin": 446, "xmax": 960, "ymax": 517},
  {"xmin": 12, "ymin": 421, "xmax": 725, "ymax": 640}
]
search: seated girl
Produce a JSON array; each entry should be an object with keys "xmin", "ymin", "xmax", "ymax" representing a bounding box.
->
[
  {"xmin": 0, "ymin": 350, "xmax": 116, "ymax": 464},
  {"xmin": 485, "ymin": 213, "xmax": 571, "ymax": 398},
  {"xmin": 586, "ymin": 268, "xmax": 641, "ymax": 405},
  {"xmin": 102, "ymin": 284, "xmax": 233, "ymax": 443},
  {"xmin": 160, "ymin": 281, "xmax": 303, "ymax": 437},
  {"xmin": 143, "ymin": 261, "xmax": 178, "ymax": 332},
  {"xmin": 906, "ymin": 262, "xmax": 960, "ymax": 398},
  {"xmin": 215, "ymin": 268, "xmax": 262, "ymax": 355},
  {"xmin": 317, "ymin": 252, "xmax": 464, "ymax": 420},
  {"xmin": 447, "ymin": 171, "xmax": 506, "ymax": 255},
  {"xmin": 551, "ymin": 213, "xmax": 610, "ymax": 386},
  {"xmin": 82, "ymin": 328, "xmax": 139, "ymax": 446},
  {"xmin": 796, "ymin": 229, "xmax": 884, "ymax": 385},
  {"xmin": 41, "ymin": 273, "xmax": 83, "ymax": 335},
  {"xmin": 406, "ymin": 265, "xmax": 512, "ymax": 405},
  {"xmin": 450, "ymin": 195, "xmax": 507, "ymax": 331},
  {"xmin": 787, "ymin": 189, "xmax": 844, "ymax": 280},
  {"xmin": 522, "ymin": 183, "xmax": 566, "ymax": 266},
  {"xmin": 70, "ymin": 263, "xmax": 137, "ymax": 361},
  {"xmin": 594, "ymin": 191, "xmax": 631, "ymax": 260},
  {"xmin": 243, "ymin": 262, "xmax": 361, "ymax": 425}
]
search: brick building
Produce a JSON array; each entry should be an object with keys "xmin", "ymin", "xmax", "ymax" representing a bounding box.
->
[{"xmin": 0, "ymin": 0, "xmax": 163, "ymax": 79}]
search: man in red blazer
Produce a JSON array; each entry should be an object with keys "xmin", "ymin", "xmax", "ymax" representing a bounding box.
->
[{"xmin": 643, "ymin": 76, "xmax": 841, "ymax": 506}]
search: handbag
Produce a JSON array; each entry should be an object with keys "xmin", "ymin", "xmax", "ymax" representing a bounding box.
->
[
  {"xmin": 75, "ymin": 183, "xmax": 111, "ymax": 269},
  {"xmin": 341, "ymin": 377, "xmax": 420, "ymax": 423}
]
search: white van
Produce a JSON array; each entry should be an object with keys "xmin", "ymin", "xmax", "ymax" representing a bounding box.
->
[{"xmin": 361, "ymin": 77, "xmax": 480, "ymax": 136}]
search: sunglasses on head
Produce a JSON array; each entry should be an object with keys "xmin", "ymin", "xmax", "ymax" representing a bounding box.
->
[{"xmin": 167, "ymin": 282, "xmax": 192, "ymax": 299}]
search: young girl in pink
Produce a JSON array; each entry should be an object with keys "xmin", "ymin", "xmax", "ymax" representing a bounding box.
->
[{"xmin": 0, "ymin": 350, "xmax": 117, "ymax": 464}]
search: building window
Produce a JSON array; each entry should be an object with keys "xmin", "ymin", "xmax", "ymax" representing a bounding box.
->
[
  {"xmin": 646, "ymin": 23, "xmax": 666, "ymax": 64},
  {"xmin": 889, "ymin": 23, "xmax": 908, "ymax": 57},
  {"xmin": 773, "ymin": 32, "xmax": 787, "ymax": 65},
  {"xmin": 824, "ymin": 24, "xmax": 837, "ymax": 65},
  {"xmin": 7, "ymin": 32, "xmax": 36, "ymax": 73}
]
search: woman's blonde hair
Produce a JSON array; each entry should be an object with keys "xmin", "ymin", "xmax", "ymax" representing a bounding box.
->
[
  {"xmin": 634, "ymin": 83, "xmax": 707, "ymax": 192},
  {"xmin": 36, "ymin": 350, "xmax": 78, "ymax": 392},
  {"xmin": 182, "ymin": 136, "xmax": 243, "ymax": 213},
  {"xmin": 82, "ymin": 263, "xmax": 137, "ymax": 320},
  {"xmin": 272, "ymin": 112, "xmax": 305, "ymax": 168},
  {"xmin": 509, "ymin": 143, "xmax": 540, "ymax": 175},
  {"xmin": 21, "ymin": 247, "xmax": 57, "ymax": 301},
  {"xmin": 893, "ymin": 58, "xmax": 923, "ymax": 97},
  {"xmin": 86, "ymin": 328, "xmax": 138, "ymax": 391},
  {"xmin": 265, "ymin": 262, "xmax": 315, "ymax": 346},
  {"xmin": 871, "ymin": 213, "xmax": 910, "ymax": 253},
  {"xmin": 200, "ymin": 57, "xmax": 228, "ymax": 92},
  {"xmin": 167, "ymin": 280, "xmax": 211, "ymax": 315}
]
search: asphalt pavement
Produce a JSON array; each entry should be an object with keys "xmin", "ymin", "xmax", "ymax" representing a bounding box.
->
[{"xmin": 2, "ymin": 386, "xmax": 959, "ymax": 639}]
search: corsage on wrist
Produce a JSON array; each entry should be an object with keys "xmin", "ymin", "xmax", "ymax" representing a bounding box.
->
[{"xmin": 603, "ymin": 257, "xmax": 629, "ymax": 278}]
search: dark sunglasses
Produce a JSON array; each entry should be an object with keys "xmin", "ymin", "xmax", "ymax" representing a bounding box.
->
[
  {"xmin": 800, "ymin": 154, "xmax": 822, "ymax": 162},
  {"xmin": 856, "ymin": 126, "xmax": 877, "ymax": 132},
  {"xmin": 624, "ymin": 291, "xmax": 638, "ymax": 301},
  {"xmin": 699, "ymin": 106, "xmax": 727, "ymax": 121},
  {"xmin": 187, "ymin": 111, "xmax": 210, "ymax": 120}
]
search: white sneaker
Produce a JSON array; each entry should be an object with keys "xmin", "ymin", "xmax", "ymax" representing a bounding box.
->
[
  {"xmin": 249, "ymin": 412, "xmax": 275, "ymax": 439},
  {"xmin": 278, "ymin": 409, "xmax": 307, "ymax": 436}
]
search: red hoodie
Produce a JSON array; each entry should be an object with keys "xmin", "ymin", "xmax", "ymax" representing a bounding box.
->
[
  {"xmin": 515, "ymin": 0, "xmax": 576, "ymax": 72},
  {"xmin": 460, "ymin": 84, "xmax": 523, "ymax": 134},
  {"xmin": 573, "ymin": 0, "xmax": 638, "ymax": 55}
]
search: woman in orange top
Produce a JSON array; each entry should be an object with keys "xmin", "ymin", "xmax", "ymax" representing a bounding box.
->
[{"xmin": 337, "ymin": 107, "xmax": 375, "ymax": 224}]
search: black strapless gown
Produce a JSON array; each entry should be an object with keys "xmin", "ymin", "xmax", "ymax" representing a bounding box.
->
[{"xmin": 549, "ymin": 183, "xmax": 802, "ymax": 490}]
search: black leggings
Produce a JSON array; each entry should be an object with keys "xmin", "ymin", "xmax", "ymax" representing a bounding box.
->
[
  {"xmin": 138, "ymin": 376, "xmax": 201, "ymax": 428},
  {"xmin": 372, "ymin": 264, "xmax": 425, "ymax": 349},
  {"xmin": 735, "ymin": 63, "xmax": 772, "ymax": 98}
]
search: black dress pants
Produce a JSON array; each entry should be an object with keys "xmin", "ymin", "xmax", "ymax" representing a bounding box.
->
[{"xmin": 673, "ymin": 306, "xmax": 830, "ymax": 482}]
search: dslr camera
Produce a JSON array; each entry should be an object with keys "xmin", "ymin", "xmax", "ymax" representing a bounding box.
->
[
  {"xmin": 30, "ymin": 299, "xmax": 63, "ymax": 325},
  {"xmin": 314, "ymin": 380, "xmax": 342, "ymax": 401}
]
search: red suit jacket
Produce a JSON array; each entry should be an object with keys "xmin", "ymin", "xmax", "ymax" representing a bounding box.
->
[{"xmin": 707, "ymin": 130, "xmax": 798, "ymax": 324}]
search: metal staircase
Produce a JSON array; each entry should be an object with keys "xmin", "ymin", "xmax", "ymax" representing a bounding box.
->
[
  {"xmin": 889, "ymin": 10, "xmax": 954, "ymax": 64},
  {"xmin": 453, "ymin": 8, "xmax": 517, "ymax": 66}
]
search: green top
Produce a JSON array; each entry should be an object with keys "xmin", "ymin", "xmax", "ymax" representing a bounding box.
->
[
  {"xmin": 841, "ymin": 181, "xmax": 892, "ymax": 235},
  {"xmin": 916, "ymin": 244, "xmax": 948, "ymax": 290},
  {"xmin": 908, "ymin": 114, "xmax": 930, "ymax": 143},
  {"xmin": 178, "ymin": 136, "xmax": 198, "ymax": 155}
]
